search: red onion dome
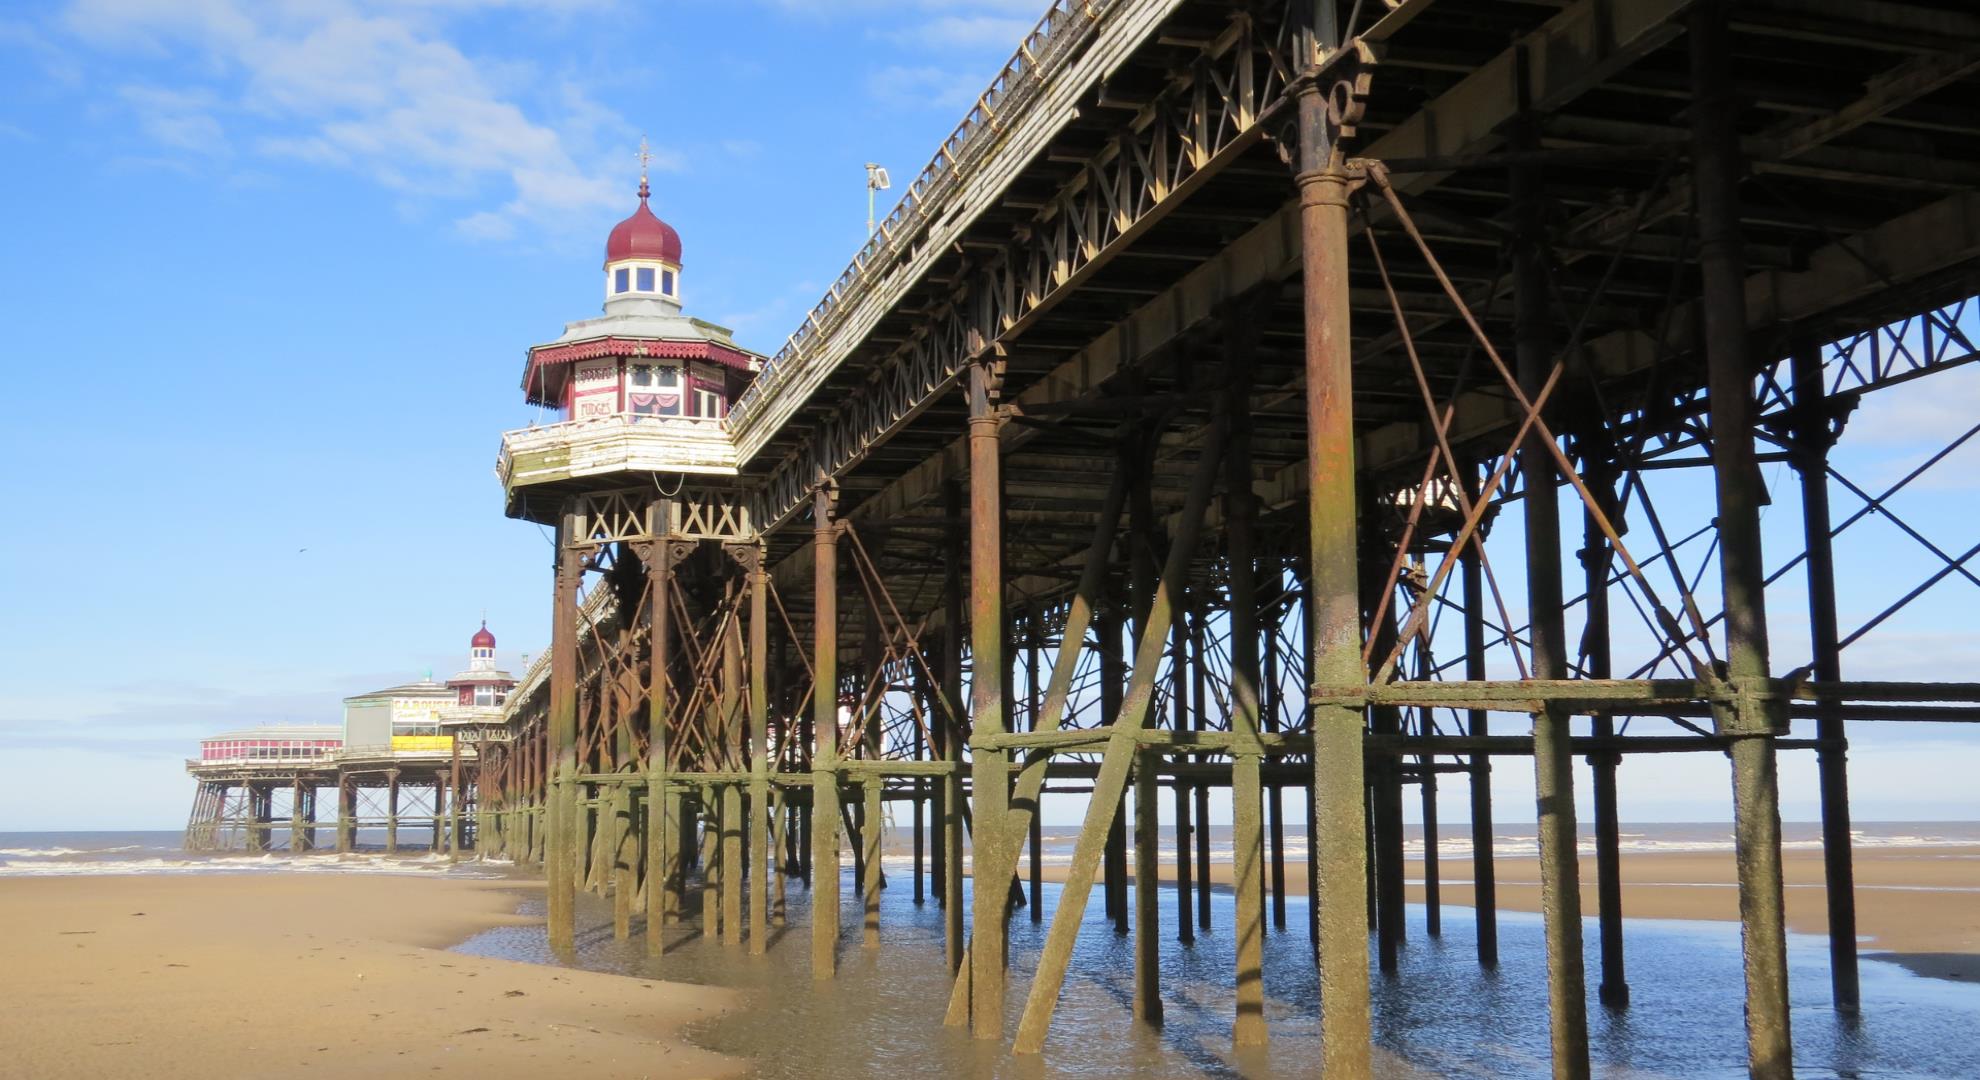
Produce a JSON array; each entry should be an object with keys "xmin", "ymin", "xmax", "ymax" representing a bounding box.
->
[
  {"xmin": 471, "ymin": 621, "xmax": 496, "ymax": 650},
  {"xmin": 605, "ymin": 180, "xmax": 682, "ymax": 266}
]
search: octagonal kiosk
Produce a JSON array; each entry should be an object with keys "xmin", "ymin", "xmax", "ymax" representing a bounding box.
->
[{"xmin": 494, "ymin": 166, "xmax": 771, "ymax": 954}]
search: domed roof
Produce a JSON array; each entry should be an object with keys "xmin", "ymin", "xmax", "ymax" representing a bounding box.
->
[
  {"xmin": 471, "ymin": 621, "xmax": 496, "ymax": 650},
  {"xmin": 605, "ymin": 180, "xmax": 682, "ymax": 266}
]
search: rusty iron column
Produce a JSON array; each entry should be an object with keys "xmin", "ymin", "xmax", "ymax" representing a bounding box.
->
[
  {"xmin": 385, "ymin": 769, "xmax": 400, "ymax": 854},
  {"xmin": 1101, "ymin": 591, "xmax": 1128, "ymax": 934},
  {"xmin": 1363, "ymin": 547, "xmax": 1407, "ymax": 974},
  {"xmin": 1190, "ymin": 600, "xmax": 1212, "ymax": 931},
  {"xmin": 1513, "ymin": 87, "xmax": 1590, "ymax": 1076},
  {"xmin": 1792, "ymin": 336, "xmax": 1860, "ymax": 1013},
  {"xmin": 336, "ymin": 772, "xmax": 355, "ymax": 853},
  {"xmin": 1691, "ymin": 5, "xmax": 1793, "ymax": 1072},
  {"xmin": 289, "ymin": 777, "xmax": 305, "ymax": 853},
  {"xmin": 250, "ymin": 783, "xmax": 271, "ymax": 852},
  {"xmin": 1127, "ymin": 424, "xmax": 1163, "ymax": 1028},
  {"xmin": 1462, "ymin": 459, "xmax": 1498, "ymax": 967},
  {"xmin": 773, "ymin": 630, "xmax": 791, "ymax": 925},
  {"xmin": 966, "ymin": 357, "xmax": 1010, "ymax": 1039},
  {"xmin": 811, "ymin": 486, "xmax": 842, "ymax": 978},
  {"xmin": 1132, "ymin": 749, "xmax": 1163, "ymax": 1027},
  {"xmin": 1296, "ymin": 35, "xmax": 1373, "ymax": 1071},
  {"xmin": 913, "ymin": 660, "xmax": 927, "ymax": 907},
  {"xmin": 449, "ymin": 735, "xmax": 464, "ymax": 862},
  {"xmin": 547, "ymin": 506, "xmax": 583, "ymax": 955},
  {"xmin": 722, "ymin": 607, "xmax": 745, "ymax": 948},
  {"xmin": 641, "ymin": 509, "xmax": 676, "ymax": 957},
  {"xmin": 749, "ymin": 543, "xmax": 772, "ymax": 955},
  {"xmin": 700, "ymin": 787, "xmax": 722, "ymax": 939},
  {"xmin": 1582, "ymin": 438, "xmax": 1628, "ymax": 1007},
  {"xmin": 941, "ymin": 477, "xmax": 966, "ymax": 973},
  {"xmin": 610, "ymin": 677, "xmax": 634, "ymax": 938},
  {"xmin": 1170, "ymin": 602, "xmax": 1194, "ymax": 945},
  {"xmin": 1027, "ymin": 616, "xmax": 1044, "ymax": 921},
  {"xmin": 1264, "ymin": 585, "xmax": 1288, "ymax": 932},
  {"xmin": 1421, "ymin": 768, "xmax": 1440, "ymax": 938},
  {"xmin": 861, "ymin": 595, "xmax": 884, "ymax": 949},
  {"xmin": 721, "ymin": 780, "xmax": 743, "ymax": 946}
]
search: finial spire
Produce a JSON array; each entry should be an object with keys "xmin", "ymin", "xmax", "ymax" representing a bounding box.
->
[{"xmin": 637, "ymin": 136, "xmax": 653, "ymax": 201}]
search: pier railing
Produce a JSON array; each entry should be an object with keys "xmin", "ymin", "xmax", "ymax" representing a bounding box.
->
[
  {"xmin": 724, "ymin": 0, "xmax": 1122, "ymax": 450},
  {"xmin": 497, "ymin": 411, "xmax": 738, "ymax": 492}
]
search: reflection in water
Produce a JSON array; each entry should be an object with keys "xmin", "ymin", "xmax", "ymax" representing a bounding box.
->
[{"xmin": 455, "ymin": 871, "xmax": 1980, "ymax": 1078}]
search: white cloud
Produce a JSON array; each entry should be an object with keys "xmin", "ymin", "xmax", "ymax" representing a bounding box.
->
[{"xmin": 57, "ymin": 0, "xmax": 644, "ymax": 240}]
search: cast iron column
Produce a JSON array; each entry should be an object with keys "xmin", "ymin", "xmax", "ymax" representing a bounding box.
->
[
  {"xmin": 1462, "ymin": 460, "xmax": 1498, "ymax": 967},
  {"xmin": 1582, "ymin": 440, "xmax": 1628, "ymax": 1008},
  {"xmin": 966, "ymin": 357, "xmax": 1010, "ymax": 1039},
  {"xmin": 811, "ymin": 486, "xmax": 841, "ymax": 978},
  {"xmin": 642, "ymin": 506, "xmax": 675, "ymax": 956},
  {"xmin": 1691, "ymin": 5, "xmax": 1793, "ymax": 1074},
  {"xmin": 547, "ymin": 506, "xmax": 583, "ymax": 955},
  {"xmin": 749, "ymin": 543, "xmax": 772, "ymax": 955},
  {"xmin": 1792, "ymin": 337, "xmax": 1860, "ymax": 1012},
  {"xmin": 942, "ymin": 478, "xmax": 966, "ymax": 973},
  {"xmin": 1296, "ymin": 32, "xmax": 1372, "ymax": 1074},
  {"xmin": 1514, "ymin": 97, "xmax": 1590, "ymax": 1078}
]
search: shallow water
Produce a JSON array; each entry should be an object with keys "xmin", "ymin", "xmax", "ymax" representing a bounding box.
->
[{"xmin": 452, "ymin": 868, "xmax": 1980, "ymax": 1078}]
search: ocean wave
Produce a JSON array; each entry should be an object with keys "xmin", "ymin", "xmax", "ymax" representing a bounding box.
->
[
  {"xmin": 0, "ymin": 845, "xmax": 145, "ymax": 858},
  {"xmin": 0, "ymin": 852, "xmax": 503, "ymax": 879}
]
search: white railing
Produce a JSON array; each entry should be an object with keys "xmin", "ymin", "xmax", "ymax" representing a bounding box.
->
[
  {"xmin": 725, "ymin": 0, "xmax": 1116, "ymax": 440},
  {"xmin": 186, "ymin": 741, "xmax": 481, "ymax": 772},
  {"xmin": 497, "ymin": 411, "xmax": 738, "ymax": 488},
  {"xmin": 503, "ymin": 411, "xmax": 726, "ymax": 449},
  {"xmin": 190, "ymin": 750, "xmax": 340, "ymax": 767}
]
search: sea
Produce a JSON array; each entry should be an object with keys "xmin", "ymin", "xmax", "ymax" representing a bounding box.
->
[
  {"xmin": 8, "ymin": 823, "xmax": 1980, "ymax": 1077},
  {"xmin": 10, "ymin": 820, "xmax": 1979, "ymax": 877}
]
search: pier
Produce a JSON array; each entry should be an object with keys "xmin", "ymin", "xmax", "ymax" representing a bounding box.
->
[{"xmin": 221, "ymin": 0, "xmax": 1980, "ymax": 1073}]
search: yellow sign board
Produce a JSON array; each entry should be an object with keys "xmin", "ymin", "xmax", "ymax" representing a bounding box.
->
[{"xmin": 391, "ymin": 735, "xmax": 456, "ymax": 752}]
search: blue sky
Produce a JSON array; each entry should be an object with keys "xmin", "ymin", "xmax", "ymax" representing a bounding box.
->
[
  {"xmin": 1, "ymin": 0, "xmax": 1975, "ymax": 830},
  {"xmin": 0, "ymin": 0, "xmax": 1044, "ymax": 828}
]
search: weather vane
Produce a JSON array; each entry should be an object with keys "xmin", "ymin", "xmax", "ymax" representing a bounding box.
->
[{"xmin": 637, "ymin": 136, "xmax": 653, "ymax": 198}]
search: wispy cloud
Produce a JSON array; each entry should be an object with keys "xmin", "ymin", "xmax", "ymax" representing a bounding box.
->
[
  {"xmin": 880, "ymin": 14, "xmax": 1034, "ymax": 50},
  {"xmin": 53, "ymin": 0, "xmax": 643, "ymax": 240},
  {"xmin": 0, "ymin": 18, "xmax": 84, "ymax": 84},
  {"xmin": 719, "ymin": 277, "xmax": 825, "ymax": 344},
  {"xmin": 754, "ymin": 0, "xmax": 1035, "ymax": 112},
  {"xmin": 1835, "ymin": 350, "xmax": 1980, "ymax": 492},
  {"xmin": 119, "ymin": 84, "xmax": 230, "ymax": 155},
  {"xmin": 866, "ymin": 64, "xmax": 986, "ymax": 112}
]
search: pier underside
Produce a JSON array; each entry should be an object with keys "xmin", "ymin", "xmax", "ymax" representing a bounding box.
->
[
  {"xmin": 185, "ymin": 756, "xmax": 479, "ymax": 858},
  {"xmin": 483, "ymin": 0, "xmax": 1980, "ymax": 1074}
]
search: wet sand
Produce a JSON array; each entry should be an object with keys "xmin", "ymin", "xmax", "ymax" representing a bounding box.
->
[
  {"xmin": 1023, "ymin": 843, "xmax": 1980, "ymax": 983},
  {"xmin": 0, "ymin": 873, "xmax": 740, "ymax": 1080}
]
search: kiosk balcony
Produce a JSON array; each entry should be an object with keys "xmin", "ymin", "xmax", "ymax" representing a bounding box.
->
[{"xmin": 497, "ymin": 412, "xmax": 739, "ymax": 507}]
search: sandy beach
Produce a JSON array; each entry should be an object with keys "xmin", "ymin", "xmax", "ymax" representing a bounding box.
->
[
  {"xmin": 1042, "ymin": 843, "xmax": 1980, "ymax": 983},
  {"xmin": 0, "ymin": 873, "xmax": 740, "ymax": 1080}
]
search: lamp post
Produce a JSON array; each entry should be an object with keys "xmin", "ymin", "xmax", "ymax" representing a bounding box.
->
[{"xmin": 865, "ymin": 163, "xmax": 891, "ymax": 237}]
